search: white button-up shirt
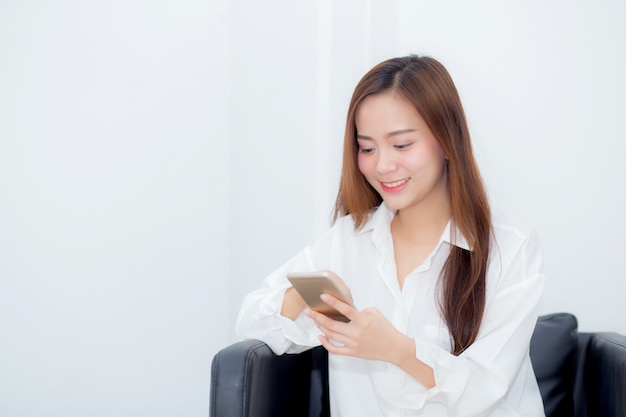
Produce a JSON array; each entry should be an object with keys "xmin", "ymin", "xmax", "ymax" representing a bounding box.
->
[{"xmin": 236, "ymin": 203, "xmax": 546, "ymax": 416}]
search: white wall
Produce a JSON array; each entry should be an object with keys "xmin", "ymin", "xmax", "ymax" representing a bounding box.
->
[
  {"xmin": 230, "ymin": 0, "xmax": 626, "ymax": 338},
  {"xmin": 1, "ymin": 1, "xmax": 624, "ymax": 416},
  {"xmin": 395, "ymin": 0, "xmax": 626, "ymax": 334},
  {"xmin": 0, "ymin": 1, "xmax": 230, "ymax": 416}
]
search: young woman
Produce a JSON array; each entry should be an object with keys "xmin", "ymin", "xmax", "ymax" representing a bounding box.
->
[{"xmin": 236, "ymin": 55, "xmax": 546, "ymax": 416}]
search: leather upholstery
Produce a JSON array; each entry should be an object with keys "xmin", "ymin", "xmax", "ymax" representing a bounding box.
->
[
  {"xmin": 210, "ymin": 340, "xmax": 329, "ymax": 417},
  {"xmin": 529, "ymin": 312, "xmax": 578, "ymax": 416},
  {"xmin": 580, "ymin": 331, "xmax": 626, "ymax": 416},
  {"xmin": 210, "ymin": 313, "xmax": 626, "ymax": 417}
]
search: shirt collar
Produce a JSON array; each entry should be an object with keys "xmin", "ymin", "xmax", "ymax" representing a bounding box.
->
[
  {"xmin": 440, "ymin": 218, "xmax": 472, "ymax": 251},
  {"xmin": 358, "ymin": 202, "xmax": 472, "ymax": 251}
]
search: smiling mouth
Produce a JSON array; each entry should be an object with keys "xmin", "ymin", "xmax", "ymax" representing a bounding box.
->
[{"xmin": 382, "ymin": 178, "xmax": 410, "ymax": 188}]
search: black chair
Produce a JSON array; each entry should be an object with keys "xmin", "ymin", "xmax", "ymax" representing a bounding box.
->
[{"xmin": 210, "ymin": 313, "xmax": 626, "ymax": 417}]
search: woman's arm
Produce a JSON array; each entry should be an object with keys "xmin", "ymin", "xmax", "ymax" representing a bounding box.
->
[
  {"xmin": 307, "ymin": 296, "xmax": 436, "ymax": 388},
  {"xmin": 235, "ymin": 220, "xmax": 349, "ymax": 354},
  {"xmin": 308, "ymin": 228, "xmax": 546, "ymax": 416},
  {"xmin": 280, "ymin": 287, "xmax": 307, "ymax": 320}
]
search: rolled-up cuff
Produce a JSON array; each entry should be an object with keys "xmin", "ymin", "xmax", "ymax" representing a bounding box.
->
[
  {"xmin": 378, "ymin": 337, "xmax": 469, "ymax": 410},
  {"xmin": 253, "ymin": 287, "xmax": 321, "ymax": 354}
]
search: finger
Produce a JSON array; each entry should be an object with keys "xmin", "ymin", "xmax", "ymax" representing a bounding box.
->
[
  {"xmin": 306, "ymin": 309, "xmax": 352, "ymax": 344},
  {"xmin": 307, "ymin": 308, "xmax": 349, "ymax": 334},
  {"xmin": 328, "ymin": 274, "xmax": 351, "ymax": 295},
  {"xmin": 320, "ymin": 293, "xmax": 357, "ymax": 320},
  {"xmin": 318, "ymin": 335, "xmax": 351, "ymax": 356},
  {"xmin": 334, "ymin": 281, "xmax": 353, "ymax": 303},
  {"xmin": 315, "ymin": 321, "xmax": 351, "ymax": 346}
]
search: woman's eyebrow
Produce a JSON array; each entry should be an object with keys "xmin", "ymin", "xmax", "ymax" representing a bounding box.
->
[
  {"xmin": 356, "ymin": 129, "xmax": 416, "ymax": 140},
  {"xmin": 387, "ymin": 129, "xmax": 415, "ymax": 138}
]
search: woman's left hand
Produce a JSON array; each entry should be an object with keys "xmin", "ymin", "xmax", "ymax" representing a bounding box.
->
[{"xmin": 306, "ymin": 293, "xmax": 409, "ymax": 364}]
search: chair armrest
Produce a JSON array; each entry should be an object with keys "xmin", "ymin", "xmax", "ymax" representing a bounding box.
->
[
  {"xmin": 210, "ymin": 339, "xmax": 329, "ymax": 417},
  {"xmin": 210, "ymin": 339, "xmax": 270, "ymax": 417},
  {"xmin": 580, "ymin": 332, "xmax": 626, "ymax": 417}
]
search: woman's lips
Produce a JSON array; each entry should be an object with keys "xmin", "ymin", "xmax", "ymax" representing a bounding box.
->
[{"xmin": 380, "ymin": 178, "xmax": 410, "ymax": 192}]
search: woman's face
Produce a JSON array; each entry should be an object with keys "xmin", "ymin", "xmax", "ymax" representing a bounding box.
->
[{"xmin": 355, "ymin": 91, "xmax": 448, "ymax": 214}]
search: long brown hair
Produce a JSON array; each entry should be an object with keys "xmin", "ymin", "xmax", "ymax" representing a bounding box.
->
[{"xmin": 333, "ymin": 55, "xmax": 491, "ymax": 355}]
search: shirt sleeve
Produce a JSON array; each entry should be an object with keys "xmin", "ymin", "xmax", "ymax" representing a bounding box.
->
[
  {"xmin": 378, "ymin": 229, "xmax": 546, "ymax": 415},
  {"xmin": 235, "ymin": 225, "xmax": 342, "ymax": 355}
]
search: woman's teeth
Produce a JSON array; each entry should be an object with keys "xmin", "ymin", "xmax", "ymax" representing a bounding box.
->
[{"xmin": 383, "ymin": 178, "xmax": 409, "ymax": 188}]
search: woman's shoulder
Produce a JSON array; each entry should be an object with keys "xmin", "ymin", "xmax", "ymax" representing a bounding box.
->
[
  {"xmin": 487, "ymin": 210, "xmax": 545, "ymax": 293},
  {"xmin": 312, "ymin": 211, "xmax": 360, "ymax": 245},
  {"xmin": 489, "ymin": 209, "xmax": 544, "ymax": 272},
  {"xmin": 332, "ymin": 205, "xmax": 385, "ymax": 233},
  {"xmin": 491, "ymin": 209, "xmax": 539, "ymax": 245}
]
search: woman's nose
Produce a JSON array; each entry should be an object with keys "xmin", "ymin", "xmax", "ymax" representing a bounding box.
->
[{"xmin": 375, "ymin": 149, "xmax": 398, "ymax": 174}]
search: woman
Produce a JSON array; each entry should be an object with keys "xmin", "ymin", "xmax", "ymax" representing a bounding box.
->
[{"xmin": 236, "ymin": 55, "xmax": 546, "ymax": 416}]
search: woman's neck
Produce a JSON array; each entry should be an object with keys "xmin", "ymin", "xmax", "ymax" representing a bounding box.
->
[
  {"xmin": 392, "ymin": 188, "xmax": 451, "ymax": 245},
  {"xmin": 390, "ymin": 190, "xmax": 452, "ymax": 287}
]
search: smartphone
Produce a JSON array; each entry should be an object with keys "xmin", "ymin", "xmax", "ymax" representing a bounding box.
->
[{"xmin": 287, "ymin": 270, "xmax": 352, "ymax": 322}]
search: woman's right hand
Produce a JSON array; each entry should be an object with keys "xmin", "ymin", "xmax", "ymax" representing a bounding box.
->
[
  {"xmin": 281, "ymin": 271, "xmax": 353, "ymax": 320},
  {"xmin": 329, "ymin": 273, "xmax": 353, "ymax": 305},
  {"xmin": 280, "ymin": 287, "xmax": 307, "ymax": 320}
]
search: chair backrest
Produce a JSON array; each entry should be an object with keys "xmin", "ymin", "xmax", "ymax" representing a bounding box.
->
[{"xmin": 530, "ymin": 312, "xmax": 578, "ymax": 417}]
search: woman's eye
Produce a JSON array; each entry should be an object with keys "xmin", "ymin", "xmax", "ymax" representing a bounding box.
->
[
  {"xmin": 359, "ymin": 147, "xmax": 375, "ymax": 154},
  {"xmin": 394, "ymin": 143, "xmax": 413, "ymax": 150}
]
